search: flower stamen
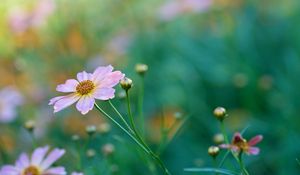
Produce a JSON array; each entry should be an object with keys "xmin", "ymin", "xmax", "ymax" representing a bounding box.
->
[
  {"xmin": 23, "ymin": 166, "xmax": 40, "ymax": 175},
  {"xmin": 76, "ymin": 80, "xmax": 95, "ymax": 95}
]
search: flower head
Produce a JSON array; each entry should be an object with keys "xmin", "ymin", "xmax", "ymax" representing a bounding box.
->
[
  {"xmin": 219, "ymin": 132, "xmax": 263, "ymax": 155},
  {"xmin": 49, "ymin": 65, "xmax": 124, "ymax": 115},
  {"xmin": 0, "ymin": 146, "xmax": 66, "ymax": 175},
  {"xmin": 0, "ymin": 87, "xmax": 24, "ymax": 123}
]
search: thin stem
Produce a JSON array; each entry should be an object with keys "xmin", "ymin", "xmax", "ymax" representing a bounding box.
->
[
  {"xmin": 124, "ymin": 91, "xmax": 171, "ymax": 175},
  {"xmin": 220, "ymin": 121, "xmax": 229, "ymax": 144},
  {"xmin": 108, "ymin": 100, "xmax": 134, "ymax": 134},
  {"xmin": 213, "ymin": 158, "xmax": 219, "ymax": 175},
  {"xmin": 94, "ymin": 103, "xmax": 150, "ymax": 154},
  {"xmin": 138, "ymin": 76, "xmax": 145, "ymax": 136},
  {"xmin": 125, "ymin": 90, "xmax": 139, "ymax": 134},
  {"xmin": 238, "ymin": 152, "xmax": 250, "ymax": 175}
]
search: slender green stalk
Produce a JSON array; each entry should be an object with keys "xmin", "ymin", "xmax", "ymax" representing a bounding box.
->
[
  {"xmin": 94, "ymin": 103, "xmax": 150, "ymax": 154},
  {"xmin": 138, "ymin": 76, "xmax": 145, "ymax": 136},
  {"xmin": 108, "ymin": 100, "xmax": 134, "ymax": 134},
  {"xmin": 220, "ymin": 122, "xmax": 229, "ymax": 144},
  {"xmin": 238, "ymin": 152, "xmax": 250, "ymax": 175},
  {"xmin": 124, "ymin": 92, "xmax": 171, "ymax": 175}
]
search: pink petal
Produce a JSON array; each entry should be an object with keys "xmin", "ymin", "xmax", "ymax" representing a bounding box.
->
[
  {"xmin": 248, "ymin": 135, "xmax": 263, "ymax": 146},
  {"xmin": 71, "ymin": 172, "xmax": 84, "ymax": 175},
  {"xmin": 92, "ymin": 65, "xmax": 113, "ymax": 84},
  {"xmin": 49, "ymin": 96, "xmax": 64, "ymax": 105},
  {"xmin": 77, "ymin": 71, "xmax": 93, "ymax": 82},
  {"xmin": 98, "ymin": 71, "xmax": 125, "ymax": 88},
  {"xmin": 15, "ymin": 153, "xmax": 29, "ymax": 169},
  {"xmin": 76, "ymin": 96, "xmax": 95, "ymax": 115},
  {"xmin": 40, "ymin": 148, "xmax": 65, "ymax": 170},
  {"xmin": 246, "ymin": 147, "xmax": 260, "ymax": 155},
  {"xmin": 52, "ymin": 93, "xmax": 80, "ymax": 113},
  {"xmin": 93, "ymin": 88, "xmax": 115, "ymax": 100},
  {"xmin": 31, "ymin": 146, "xmax": 49, "ymax": 166},
  {"xmin": 56, "ymin": 79, "xmax": 78, "ymax": 93},
  {"xmin": 0, "ymin": 165, "xmax": 19, "ymax": 175},
  {"xmin": 43, "ymin": 167, "xmax": 66, "ymax": 175}
]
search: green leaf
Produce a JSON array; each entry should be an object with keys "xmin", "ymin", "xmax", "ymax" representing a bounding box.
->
[{"xmin": 184, "ymin": 168, "xmax": 240, "ymax": 175}]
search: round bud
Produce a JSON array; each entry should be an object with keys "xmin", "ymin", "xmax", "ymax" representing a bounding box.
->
[
  {"xmin": 135, "ymin": 63, "xmax": 148, "ymax": 75},
  {"xmin": 86, "ymin": 149, "xmax": 96, "ymax": 158},
  {"xmin": 102, "ymin": 143, "xmax": 115, "ymax": 156},
  {"xmin": 71, "ymin": 134, "xmax": 80, "ymax": 141},
  {"xmin": 213, "ymin": 133, "xmax": 224, "ymax": 144},
  {"xmin": 174, "ymin": 112, "xmax": 183, "ymax": 120},
  {"xmin": 120, "ymin": 77, "xmax": 133, "ymax": 91},
  {"xmin": 117, "ymin": 91, "xmax": 126, "ymax": 99},
  {"xmin": 98, "ymin": 123, "xmax": 111, "ymax": 134},
  {"xmin": 213, "ymin": 107, "xmax": 227, "ymax": 121},
  {"xmin": 86, "ymin": 125, "xmax": 97, "ymax": 136},
  {"xmin": 208, "ymin": 146, "xmax": 220, "ymax": 158},
  {"xmin": 24, "ymin": 120, "xmax": 35, "ymax": 132}
]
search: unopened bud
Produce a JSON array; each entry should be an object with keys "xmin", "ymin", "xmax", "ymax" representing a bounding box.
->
[
  {"xmin": 71, "ymin": 134, "xmax": 80, "ymax": 141},
  {"xmin": 86, "ymin": 125, "xmax": 97, "ymax": 136},
  {"xmin": 102, "ymin": 143, "xmax": 115, "ymax": 156},
  {"xmin": 86, "ymin": 149, "xmax": 96, "ymax": 158},
  {"xmin": 24, "ymin": 120, "xmax": 35, "ymax": 132},
  {"xmin": 213, "ymin": 107, "xmax": 227, "ymax": 121},
  {"xmin": 213, "ymin": 133, "xmax": 224, "ymax": 144},
  {"xmin": 117, "ymin": 91, "xmax": 126, "ymax": 99},
  {"xmin": 120, "ymin": 77, "xmax": 133, "ymax": 91},
  {"xmin": 208, "ymin": 146, "xmax": 219, "ymax": 158},
  {"xmin": 98, "ymin": 123, "xmax": 111, "ymax": 134},
  {"xmin": 135, "ymin": 63, "xmax": 148, "ymax": 75}
]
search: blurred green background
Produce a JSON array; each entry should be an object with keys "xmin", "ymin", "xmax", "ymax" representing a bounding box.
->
[{"xmin": 0, "ymin": 0, "xmax": 300, "ymax": 174}]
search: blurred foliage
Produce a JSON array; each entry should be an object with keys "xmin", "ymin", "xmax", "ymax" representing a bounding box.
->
[{"xmin": 1, "ymin": 0, "xmax": 300, "ymax": 174}]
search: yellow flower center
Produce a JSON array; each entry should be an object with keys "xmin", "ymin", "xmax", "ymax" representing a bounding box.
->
[
  {"xmin": 76, "ymin": 80, "xmax": 95, "ymax": 95},
  {"xmin": 233, "ymin": 138, "xmax": 249, "ymax": 151},
  {"xmin": 23, "ymin": 166, "xmax": 40, "ymax": 175}
]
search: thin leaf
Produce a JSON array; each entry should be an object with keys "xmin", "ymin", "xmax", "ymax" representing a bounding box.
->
[
  {"xmin": 184, "ymin": 168, "xmax": 240, "ymax": 175},
  {"xmin": 241, "ymin": 125, "xmax": 250, "ymax": 135}
]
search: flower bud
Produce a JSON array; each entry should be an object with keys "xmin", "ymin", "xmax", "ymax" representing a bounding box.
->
[
  {"xmin": 86, "ymin": 149, "xmax": 96, "ymax": 158},
  {"xmin": 24, "ymin": 120, "xmax": 35, "ymax": 132},
  {"xmin": 135, "ymin": 63, "xmax": 148, "ymax": 75},
  {"xmin": 120, "ymin": 77, "xmax": 133, "ymax": 91},
  {"xmin": 102, "ymin": 143, "xmax": 115, "ymax": 156},
  {"xmin": 86, "ymin": 125, "xmax": 97, "ymax": 136},
  {"xmin": 213, "ymin": 107, "xmax": 227, "ymax": 121},
  {"xmin": 213, "ymin": 133, "xmax": 224, "ymax": 144},
  {"xmin": 174, "ymin": 112, "xmax": 183, "ymax": 120},
  {"xmin": 98, "ymin": 123, "xmax": 111, "ymax": 134},
  {"xmin": 208, "ymin": 146, "xmax": 220, "ymax": 158},
  {"xmin": 117, "ymin": 91, "xmax": 126, "ymax": 99},
  {"xmin": 71, "ymin": 134, "xmax": 80, "ymax": 141}
]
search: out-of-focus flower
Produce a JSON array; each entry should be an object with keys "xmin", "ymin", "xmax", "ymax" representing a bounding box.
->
[
  {"xmin": 0, "ymin": 87, "xmax": 24, "ymax": 123},
  {"xmin": 24, "ymin": 120, "xmax": 36, "ymax": 132},
  {"xmin": 219, "ymin": 132, "xmax": 263, "ymax": 155},
  {"xmin": 7, "ymin": 0, "xmax": 55, "ymax": 34},
  {"xmin": 85, "ymin": 125, "xmax": 97, "ymax": 136},
  {"xmin": 158, "ymin": 0, "xmax": 212, "ymax": 21},
  {"xmin": 72, "ymin": 172, "xmax": 84, "ymax": 175},
  {"xmin": 49, "ymin": 65, "xmax": 124, "ymax": 115},
  {"xmin": 86, "ymin": 149, "xmax": 96, "ymax": 158},
  {"xmin": 213, "ymin": 107, "xmax": 227, "ymax": 121},
  {"xmin": 213, "ymin": 133, "xmax": 224, "ymax": 144},
  {"xmin": 0, "ymin": 146, "xmax": 66, "ymax": 175},
  {"xmin": 135, "ymin": 63, "xmax": 148, "ymax": 76}
]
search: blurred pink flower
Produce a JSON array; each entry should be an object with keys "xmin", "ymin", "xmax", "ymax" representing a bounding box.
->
[
  {"xmin": 0, "ymin": 87, "xmax": 24, "ymax": 123},
  {"xmin": 158, "ymin": 0, "xmax": 212, "ymax": 21},
  {"xmin": 7, "ymin": 0, "xmax": 56, "ymax": 34},
  {"xmin": 7, "ymin": 7, "xmax": 30, "ymax": 34},
  {"xmin": 219, "ymin": 132, "xmax": 263, "ymax": 155},
  {"xmin": 49, "ymin": 65, "xmax": 124, "ymax": 115},
  {"xmin": 0, "ymin": 146, "xmax": 66, "ymax": 175}
]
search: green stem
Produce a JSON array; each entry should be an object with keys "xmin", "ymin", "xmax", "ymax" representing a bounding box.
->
[
  {"xmin": 108, "ymin": 100, "xmax": 134, "ymax": 134},
  {"xmin": 125, "ymin": 91, "xmax": 170, "ymax": 175},
  {"xmin": 238, "ymin": 152, "xmax": 250, "ymax": 175},
  {"xmin": 220, "ymin": 122, "xmax": 229, "ymax": 144},
  {"xmin": 94, "ymin": 103, "xmax": 150, "ymax": 154},
  {"xmin": 138, "ymin": 76, "xmax": 145, "ymax": 136}
]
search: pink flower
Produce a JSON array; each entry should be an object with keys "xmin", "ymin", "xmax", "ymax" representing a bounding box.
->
[
  {"xmin": 0, "ymin": 87, "xmax": 24, "ymax": 123},
  {"xmin": 219, "ymin": 132, "xmax": 263, "ymax": 155},
  {"xmin": 0, "ymin": 146, "xmax": 66, "ymax": 175},
  {"xmin": 49, "ymin": 65, "xmax": 124, "ymax": 115},
  {"xmin": 7, "ymin": 7, "xmax": 30, "ymax": 34}
]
